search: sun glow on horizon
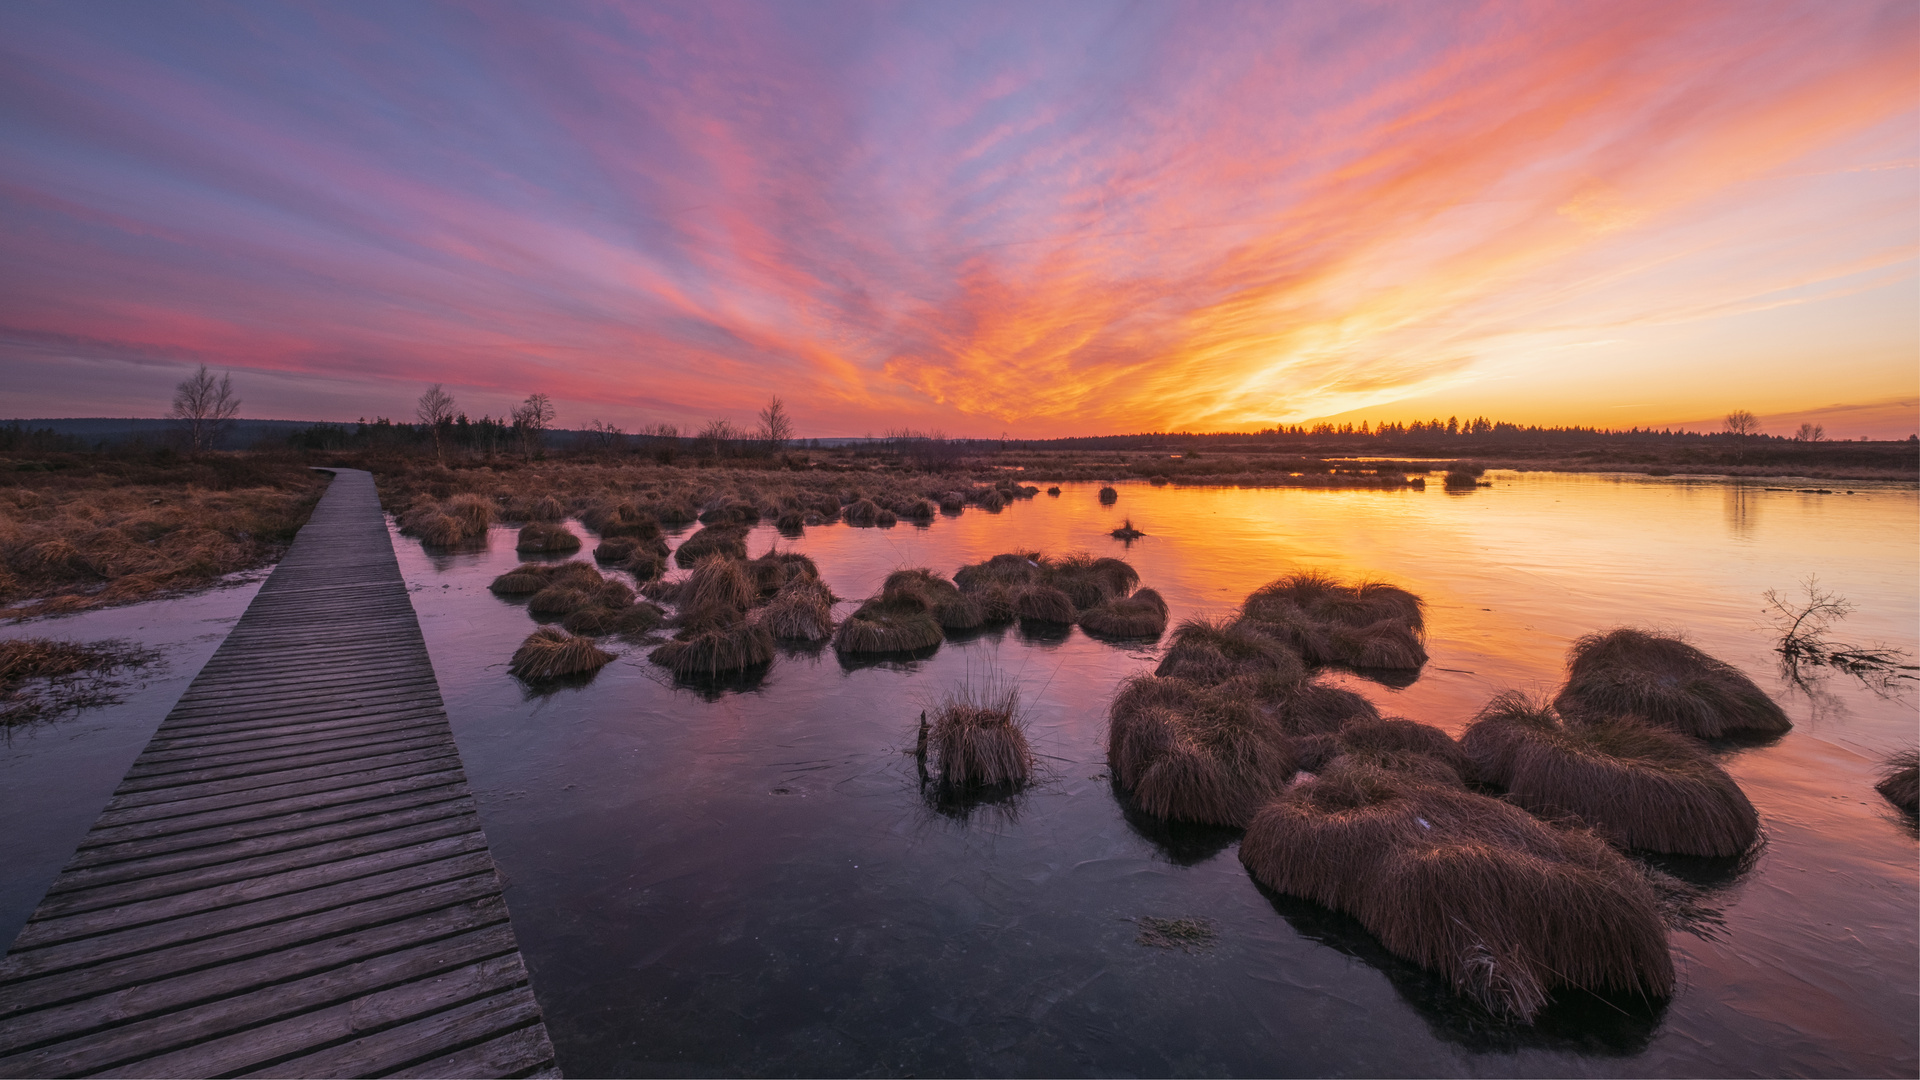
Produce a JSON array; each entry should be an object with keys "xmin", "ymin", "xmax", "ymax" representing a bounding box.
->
[{"xmin": 0, "ymin": 1, "xmax": 1914, "ymax": 437}]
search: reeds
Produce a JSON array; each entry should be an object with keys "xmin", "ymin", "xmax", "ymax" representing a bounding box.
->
[
  {"xmin": 1079, "ymin": 588, "xmax": 1169, "ymax": 639},
  {"xmin": 509, "ymin": 626, "xmax": 614, "ymax": 682},
  {"xmin": 921, "ymin": 674, "xmax": 1033, "ymax": 788},
  {"xmin": 1460, "ymin": 692, "xmax": 1759, "ymax": 857},
  {"xmin": 515, "ymin": 522, "xmax": 581, "ymax": 554},
  {"xmin": 1239, "ymin": 758, "xmax": 1674, "ymax": 1022},
  {"xmin": 1554, "ymin": 628, "xmax": 1791, "ymax": 738},
  {"xmin": 673, "ymin": 525, "xmax": 749, "ymax": 568},
  {"xmin": 1875, "ymin": 749, "xmax": 1918, "ymax": 815}
]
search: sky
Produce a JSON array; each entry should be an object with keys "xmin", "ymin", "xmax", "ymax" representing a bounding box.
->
[{"xmin": 1, "ymin": 1, "xmax": 1915, "ymax": 439}]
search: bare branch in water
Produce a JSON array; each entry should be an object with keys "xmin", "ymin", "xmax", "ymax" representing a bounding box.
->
[{"xmin": 1764, "ymin": 576, "xmax": 1916, "ymax": 697}]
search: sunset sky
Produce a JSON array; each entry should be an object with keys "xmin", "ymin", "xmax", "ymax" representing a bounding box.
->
[{"xmin": 2, "ymin": 1, "xmax": 1915, "ymax": 438}]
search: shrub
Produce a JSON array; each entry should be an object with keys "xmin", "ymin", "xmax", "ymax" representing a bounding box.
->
[{"xmin": 1554, "ymin": 629, "xmax": 1791, "ymax": 738}]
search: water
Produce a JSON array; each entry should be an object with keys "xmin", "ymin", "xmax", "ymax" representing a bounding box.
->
[{"xmin": 6, "ymin": 474, "xmax": 1916, "ymax": 1075}]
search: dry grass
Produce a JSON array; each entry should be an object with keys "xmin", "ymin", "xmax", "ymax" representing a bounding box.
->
[
  {"xmin": 509, "ymin": 626, "xmax": 614, "ymax": 682},
  {"xmin": 921, "ymin": 674, "xmax": 1033, "ymax": 789},
  {"xmin": 1, "ymin": 637, "xmax": 155, "ymax": 723},
  {"xmin": 1155, "ymin": 617, "xmax": 1305, "ymax": 684},
  {"xmin": 1876, "ymin": 749, "xmax": 1918, "ymax": 815},
  {"xmin": 1461, "ymin": 692, "xmax": 1758, "ymax": 857},
  {"xmin": 489, "ymin": 561, "xmax": 602, "ymax": 597},
  {"xmin": 1331, "ymin": 716, "xmax": 1470, "ymax": 786},
  {"xmin": 398, "ymin": 492, "xmax": 493, "ymax": 548},
  {"xmin": 1554, "ymin": 628, "xmax": 1791, "ymax": 739},
  {"xmin": 673, "ymin": 524, "xmax": 748, "ymax": 568},
  {"xmin": 684, "ymin": 555, "xmax": 757, "ymax": 612},
  {"xmin": 1240, "ymin": 758, "xmax": 1674, "ymax": 1022},
  {"xmin": 1079, "ymin": 588, "xmax": 1169, "ymax": 639},
  {"xmin": 834, "ymin": 602, "xmax": 943, "ymax": 654},
  {"xmin": 1107, "ymin": 674, "xmax": 1299, "ymax": 827},
  {"xmin": 1015, "ymin": 584, "xmax": 1076, "ymax": 625},
  {"xmin": 515, "ymin": 522, "xmax": 581, "ymax": 554},
  {"xmin": 758, "ymin": 578, "xmax": 837, "ymax": 641},
  {"xmin": 650, "ymin": 617, "xmax": 776, "ymax": 677},
  {"xmin": 751, "ymin": 549, "xmax": 820, "ymax": 599},
  {"xmin": 0, "ymin": 457, "xmax": 324, "ymax": 618},
  {"xmin": 1111, "ymin": 518, "xmax": 1145, "ymax": 540},
  {"xmin": 1099, "ymin": 485, "xmax": 1119, "ymax": 504},
  {"xmin": 1240, "ymin": 571, "xmax": 1427, "ymax": 672}
]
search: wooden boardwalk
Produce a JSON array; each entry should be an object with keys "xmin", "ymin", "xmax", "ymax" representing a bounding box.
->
[{"xmin": 0, "ymin": 469, "xmax": 558, "ymax": 1078}]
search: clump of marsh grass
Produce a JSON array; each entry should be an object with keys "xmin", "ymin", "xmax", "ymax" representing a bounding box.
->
[
  {"xmin": 1111, "ymin": 518, "xmax": 1145, "ymax": 540},
  {"xmin": 1099, "ymin": 485, "xmax": 1119, "ymax": 504},
  {"xmin": 757, "ymin": 577, "xmax": 837, "ymax": 642},
  {"xmin": 399, "ymin": 493, "xmax": 494, "ymax": 548},
  {"xmin": 515, "ymin": 522, "xmax": 581, "ymax": 555},
  {"xmin": 1014, "ymin": 583, "xmax": 1076, "ymax": 625},
  {"xmin": 1239, "ymin": 758, "xmax": 1674, "ymax": 1023},
  {"xmin": 1079, "ymin": 588, "xmax": 1168, "ymax": 640},
  {"xmin": 673, "ymin": 524, "xmax": 749, "ymax": 568},
  {"xmin": 843, "ymin": 498, "xmax": 897, "ymax": 527},
  {"xmin": 918, "ymin": 672, "xmax": 1034, "ymax": 790},
  {"xmin": 1155, "ymin": 617, "xmax": 1305, "ymax": 685},
  {"xmin": 1239, "ymin": 570, "xmax": 1428, "ymax": 673},
  {"xmin": 750, "ymin": 548, "xmax": 820, "ymax": 599},
  {"xmin": 1554, "ymin": 628, "xmax": 1790, "ymax": 738},
  {"xmin": 1324, "ymin": 715, "xmax": 1471, "ymax": 787},
  {"xmin": 509, "ymin": 626, "xmax": 614, "ymax": 682},
  {"xmin": 834, "ymin": 572, "xmax": 945, "ymax": 654},
  {"xmin": 649, "ymin": 615, "xmax": 776, "ymax": 678},
  {"xmin": 1106, "ymin": 674, "xmax": 1299, "ymax": 827},
  {"xmin": 1444, "ymin": 462, "xmax": 1486, "ymax": 490},
  {"xmin": 1, "ymin": 637, "xmax": 155, "ymax": 724},
  {"xmin": 1462, "ymin": 692, "xmax": 1759, "ymax": 857},
  {"xmin": 1876, "ymin": 750, "xmax": 1918, "ymax": 816},
  {"xmin": 489, "ymin": 560, "xmax": 603, "ymax": 597}
]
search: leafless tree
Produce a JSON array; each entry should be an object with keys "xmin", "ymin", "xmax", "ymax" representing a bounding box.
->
[
  {"xmin": 697, "ymin": 418, "xmax": 737, "ymax": 459},
  {"xmin": 1765, "ymin": 575, "xmax": 1916, "ymax": 696},
  {"xmin": 1792, "ymin": 422, "xmax": 1826, "ymax": 442},
  {"xmin": 585, "ymin": 419, "xmax": 625, "ymax": 451},
  {"xmin": 511, "ymin": 393, "xmax": 555, "ymax": 457},
  {"xmin": 415, "ymin": 384, "xmax": 456, "ymax": 463},
  {"xmin": 1723, "ymin": 409, "xmax": 1759, "ymax": 462},
  {"xmin": 170, "ymin": 364, "xmax": 241, "ymax": 455},
  {"xmin": 756, "ymin": 395, "xmax": 794, "ymax": 453}
]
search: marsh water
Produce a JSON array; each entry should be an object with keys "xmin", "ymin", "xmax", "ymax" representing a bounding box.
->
[{"xmin": 4, "ymin": 473, "xmax": 1916, "ymax": 1076}]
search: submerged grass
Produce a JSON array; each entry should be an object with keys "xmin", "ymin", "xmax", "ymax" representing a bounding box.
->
[{"xmin": 0, "ymin": 637, "xmax": 156, "ymax": 723}]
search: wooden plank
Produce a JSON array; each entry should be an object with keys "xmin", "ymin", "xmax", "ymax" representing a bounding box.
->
[{"xmin": 0, "ymin": 468, "xmax": 555, "ymax": 1078}]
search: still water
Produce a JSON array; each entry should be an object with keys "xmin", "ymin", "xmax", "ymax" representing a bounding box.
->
[{"xmin": 5, "ymin": 473, "xmax": 1915, "ymax": 1076}]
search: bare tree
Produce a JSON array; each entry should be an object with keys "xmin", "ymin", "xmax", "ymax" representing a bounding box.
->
[
  {"xmin": 1723, "ymin": 409, "xmax": 1759, "ymax": 463},
  {"xmin": 1766, "ymin": 576, "xmax": 1916, "ymax": 696},
  {"xmin": 697, "ymin": 418, "xmax": 737, "ymax": 459},
  {"xmin": 415, "ymin": 384, "xmax": 456, "ymax": 463},
  {"xmin": 511, "ymin": 393, "xmax": 555, "ymax": 458},
  {"xmin": 585, "ymin": 419, "xmax": 625, "ymax": 451},
  {"xmin": 170, "ymin": 364, "xmax": 241, "ymax": 455},
  {"xmin": 1792, "ymin": 421, "xmax": 1826, "ymax": 442},
  {"xmin": 756, "ymin": 395, "xmax": 794, "ymax": 453}
]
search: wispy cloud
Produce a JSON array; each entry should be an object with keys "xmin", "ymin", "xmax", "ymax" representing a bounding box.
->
[{"xmin": 0, "ymin": 1, "xmax": 1913, "ymax": 433}]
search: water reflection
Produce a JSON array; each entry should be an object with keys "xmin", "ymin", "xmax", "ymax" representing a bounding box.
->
[
  {"xmin": 379, "ymin": 473, "xmax": 1918, "ymax": 1077},
  {"xmin": 1723, "ymin": 483, "xmax": 1760, "ymax": 538},
  {"xmin": 1262, "ymin": 889, "xmax": 1665, "ymax": 1055}
]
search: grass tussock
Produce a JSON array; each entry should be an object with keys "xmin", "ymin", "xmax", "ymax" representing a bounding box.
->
[
  {"xmin": 650, "ymin": 616, "xmax": 776, "ymax": 677},
  {"xmin": 1099, "ymin": 485, "xmax": 1119, "ymax": 504},
  {"xmin": 398, "ymin": 492, "xmax": 495, "ymax": 548},
  {"xmin": 1240, "ymin": 570, "xmax": 1427, "ymax": 672},
  {"xmin": 684, "ymin": 555, "xmax": 758, "ymax": 612},
  {"xmin": 1240, "ymin": 758, "xmax": 1674, "ymax": 1022},
  {"xmin": 1323, "ymin": 716, "xmax": 1470, "ymax": 786},
  {"xmin": 1155, "ymin": 617, "xmax": 1305, "ymax": 684},
  {"xmin": 834, "ymin": 582, "xmax": 945, "ymax": 654},
  {"xmin": 921, "ymin": 674, "xmax": 1033, "ymax": 789},
  {"xmin": 489, "ymin": 560, "xmax": 602, "ymax": 596},
  {"xmin": 1461, "ymin": 692, "xmax": 1759, "ymax": 857},
  {"xmin": 509, "ymin": 626, "xmax": 614, "ymax": 682},
  {"xmin": 951, "ymin": 551, "xmax": 1154, "ymax": 634},
  {"xmin": 1111, "ymin": 517, "xmax": 1145, "ymax": 540},
  {"xmin": 673, "ymin": 524, "xmax": 749, "ymax": 568},
  {"xmin": 1554, "ymin": 628, "xmax": 1790, "ymax": 738},
  {"xmin": 1107, "ymin": 674, "xmax": 1300, "ymax": 826},
  {"xmin": 758, "ymin": 578, "xmax": 837, "ymax": 641},
  {"xmin": 1, "ymin": 637, "xmax": 154, "ymax": 723},
  {"xmin": 750, "ymin": 548, "xmax": 819, "ymax": 599},
  {"xmin": 515, "ymin": 522, "xmax": 580, "ymax": 554},
  {"xmin": 1079, "ymin": 587, "xmax": 1169, "ymax": 639},
  {"xmin": 1875, "ymin": 750, "xmax": 1918, "ymax": 815}
]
